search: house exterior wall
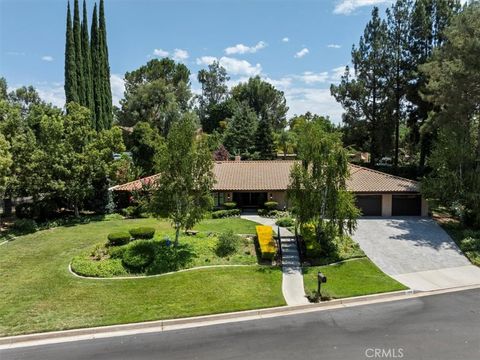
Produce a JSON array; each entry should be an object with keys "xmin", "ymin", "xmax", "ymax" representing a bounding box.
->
[
  {"xmin": 212, "ymin": 190, "xmax": 428, "ymax": 216},
  {"xmin": 421, "ymin": 197, "xmax": 429, "ymax": 217},
  {"xmin": 382, "ymin": 194, "xmax": 392, "ymax": 216},
  {"xmin": 268, "ymin": 191, "xmax": 287, "ymax": 209}
]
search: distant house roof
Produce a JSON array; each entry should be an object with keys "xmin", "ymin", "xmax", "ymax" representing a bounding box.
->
[{"xmin": 110, "ymin": 160, "xmax": 420, "ymax": 193}]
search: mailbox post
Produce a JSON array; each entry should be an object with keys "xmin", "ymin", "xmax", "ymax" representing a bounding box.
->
[{"xmin": 317, "ymin": 272, "xmax": 327, "ymax": 301}]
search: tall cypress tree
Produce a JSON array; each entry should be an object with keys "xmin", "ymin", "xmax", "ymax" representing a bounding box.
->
[
  {"xmin": 64, "ymin": 1, "xmax": 78, "ymax": 104},
  {"xmin": 73, "ymin": 0, "xmax": 85, "ymax": 105},
  {"xmin": 81, "ymin": 0, "xmax": 95, "ymax": 126},
  {"xmin": 99, "ymin": 0, "xmax": 112, "ymax": 129},
  {"xmin": 91, "ymin": 3, "xmax": 103, "ymax": 131}
]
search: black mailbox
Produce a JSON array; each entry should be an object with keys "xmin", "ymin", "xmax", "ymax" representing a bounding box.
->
[{"xmin": 318, "ymin": 272, "xmax": 327, "ymax": 283}]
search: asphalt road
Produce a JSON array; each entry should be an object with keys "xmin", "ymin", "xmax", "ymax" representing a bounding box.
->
[{"xmin": 2, "ymin": 289, "xmax": 480, "ymax": 360}]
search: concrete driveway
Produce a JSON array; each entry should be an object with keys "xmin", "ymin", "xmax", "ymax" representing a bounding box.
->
[{"xmin": 352, "ymin": 218, "xmax": 480, "ymax": 291}]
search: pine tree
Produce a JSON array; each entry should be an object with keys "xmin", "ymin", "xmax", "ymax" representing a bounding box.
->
[
  {"xmin": 73, "ymin": 0, "xmax": 85, "ymax": 105},
  {"xmin": 386, "ymin": 0, "xmax": 413, "ymax": 168},
  {"xmin": 254, "ymin": 119, "xmax": 276, "ymax": 160},
  {"xmin": 406, "ymin": 0, "xmax": 460, "ymax": 172},
  {"xmin": 81, "ymin": 0, "xmax": 95, "ymax": 127},
  {"xmin": 90, "ymin": 3, "xmax": 103, "ymax": 131},
  {"xmin": 331, "ymin": 7, "xmax": 390, "ymax": 165},
  {"xmin": 99, "ymin": 0, "xmax": 112, "ymax": 129},
  {"xmin": 64, "ymin": 1, "xmax": 78, "ymax": 104}
]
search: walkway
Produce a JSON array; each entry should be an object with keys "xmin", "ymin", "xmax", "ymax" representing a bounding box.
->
[
  {"xmin": 241, "ymin": 215, "xmax": 309, "ymax": 305},
  {"xmin": 352, "ymin": 217, "xmax": 480, "ymax": 291}
]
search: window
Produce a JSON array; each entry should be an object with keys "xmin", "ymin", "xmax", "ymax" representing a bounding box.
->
[{"xmin": 213, "ymin": 192, "xmax": 225, "ymax": 207}]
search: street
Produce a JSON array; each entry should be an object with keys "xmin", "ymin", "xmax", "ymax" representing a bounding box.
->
[{"xmin": 2, "ymin": 288, "xmax": 480, "ymax": 360}]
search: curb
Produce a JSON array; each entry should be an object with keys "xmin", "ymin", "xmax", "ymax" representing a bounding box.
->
[{"xmin": 3, "ymin": 284, "xmax": 480, "ymax": 349}]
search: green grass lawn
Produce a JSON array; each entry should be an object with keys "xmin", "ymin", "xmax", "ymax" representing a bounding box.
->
[
  {"xmin": 0, "ymin": 217, "xmax": 284, "ymax": 336},
  {"xmin": 303, "ymin": 258, "xmax": 407, "ymax": 299}
]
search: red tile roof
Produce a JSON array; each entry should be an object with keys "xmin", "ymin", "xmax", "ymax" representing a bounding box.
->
[{"xmin": 110, "ymin": 160, "xmax": 419, "ymax": 193}]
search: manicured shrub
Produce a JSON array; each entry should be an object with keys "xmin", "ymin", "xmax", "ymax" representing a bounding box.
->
[
  {"xmin": 129, "ymin": 227, "xmax": 156, "ymax": 240},
  {"xmin": 223, "ymin": 202, "xmax": 237, "ymax": 210},
  {"xmin": 264, "ymin": 201, "xmax": 278, "ymax": 210},
  {"xmin": 12, "ymin": 218, "xmax": 38, "ymax": 234},
  {"xmin": 256, "ymin": 225, "xmax": 277, "ymax": 260},
  {"xmin": 257, "ymin": 208, "xmax": 268, "ymax": 216},
  {"xmin": 216, "ymin": 230, "xmax": 241, "ymax": 257},
  {"xmin": 275, "ymin": 217, "xmax": 295, "ymax": 227},
  {"xmin": 108, "ymin": 245, "xmax": 127, "ymax": 259},
  {"xmin": 107, "ymin": 232, "xmax": 131, "ymax": 246},
  {"xmin": 122, "ymin": 240, "xmax": 156, "ymax": 272},
  {"xmin": 120, "ymin": 205, "xmax": 144, "ymax": 218},
  {"xmin": 212, "ymin": 209, "xmax": 241, "ymax": 219}
]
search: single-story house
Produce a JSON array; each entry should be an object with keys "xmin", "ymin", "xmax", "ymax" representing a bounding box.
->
[{"xmin": 110, "ymin": 159, "xmax": 428, "ymax": 217}]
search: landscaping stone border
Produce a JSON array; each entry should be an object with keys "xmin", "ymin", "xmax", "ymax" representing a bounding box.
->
[{"xmin": 68, "ymin": 263, "xmax": 260, "ymax": 280}]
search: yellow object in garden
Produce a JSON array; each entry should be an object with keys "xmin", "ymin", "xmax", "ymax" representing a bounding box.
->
[{"xmin": 256, "ymin": 225, "xmax": 276, "ymax": 260}]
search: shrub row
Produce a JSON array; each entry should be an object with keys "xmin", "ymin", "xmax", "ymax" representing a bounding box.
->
[
  {"xmin": 106, "ymin": 227, "xmax": 156, "ymax": 246},
  {"xmin": 256, "ymin": 225, "xmax": 276, "ymax": 260},
  {"xmin": 212, "ymin": 209, "xmax": 241, "ymax": 219}
]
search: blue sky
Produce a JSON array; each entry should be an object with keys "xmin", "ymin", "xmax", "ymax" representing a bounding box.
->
[{"xmin": 0, "ymin": 0, "xmax": 396, "ymax": 123}]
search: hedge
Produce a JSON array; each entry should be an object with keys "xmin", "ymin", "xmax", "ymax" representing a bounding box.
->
[
  {"xmin": 264, "ymin": 201, "xmax": 278, "ymax": 210},
  {"xmin": 223, "ymin": 202, "xmax": 237, "ymax": 210},
  {"xmin": 212, "ymin": 209, "xmax": 241, "ymax": 219},
  {"xmin": 256, "ymin": 225, "xmax": 276, "ymax": 260},
  {"xmin": 107, "ymin": 232, "xmax": 131, "ymax": 246},
  {"xmin": 129, "ymin": 227, "xmax": 156, "ymax": 240}
]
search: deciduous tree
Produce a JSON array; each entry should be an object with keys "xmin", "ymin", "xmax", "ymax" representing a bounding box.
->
[{"xmin": 150, "ymin": 113, "xmax": 214, "ymax": 246}]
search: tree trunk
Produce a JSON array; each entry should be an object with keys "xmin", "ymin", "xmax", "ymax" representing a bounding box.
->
[
  {"xmin": 74, "ymin": 204, "xmax": 80, "ymax": 218},
  {"xmin": 174, "ymin": 226, "xmax": 180, "ymax": 248}
]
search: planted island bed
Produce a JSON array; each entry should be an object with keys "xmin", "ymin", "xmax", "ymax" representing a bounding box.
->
[
  {"xmin": 0, "ymin": 216, "xmax": 285, "ymax": 336},
  {"xmin": 71, "ymin": 230, "xmax": 259, "ymax": 278}
]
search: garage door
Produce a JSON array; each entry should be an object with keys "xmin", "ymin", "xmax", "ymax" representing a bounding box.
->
[
  {"xmin": 356, "ymin": 195, "xmax": 382, "ymax": 216},
  {"xmin": 392, "ymin": 195, "xmax": 421, "ymax": 216}
]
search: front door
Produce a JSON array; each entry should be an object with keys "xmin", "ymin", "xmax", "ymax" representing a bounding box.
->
[{"xmin": 233, "ymin": 192, "xmax": 267, "ymax": 209}]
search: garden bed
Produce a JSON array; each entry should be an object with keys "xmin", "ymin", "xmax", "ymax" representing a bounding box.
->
[{"xmin": 71, "ymin": 231, "xmax": 258, "ymax": 278}]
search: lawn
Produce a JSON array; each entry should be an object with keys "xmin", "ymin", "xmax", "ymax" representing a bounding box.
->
[
  {"xmin": 303, "ymin": 258, "xmax": 407, "ymax": 299},
  {"xmin": 0, "ymin": 217, "xmax": 284, "ymax": 336}
]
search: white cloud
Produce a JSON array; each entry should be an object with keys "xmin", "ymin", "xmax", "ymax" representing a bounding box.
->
[
  {"xmin": 173, "ymin": 48, "xmax": 189, "ymax": 62},
  {"xmin": 327, "ymin": 44, "xmax": 342, "ymax": 49},
  {"xmin": 334, "ymin": 0, "xmax": 392, "ymax": 15},
  {"xmin": 35, "ymin": 84, "xmax": 65, "ymax": 108},
  {"xmin": 330, "ymin": 66, "xmax": 347, "ymax": 82},
  {"xmin": 285, "ymin": 87, "xmax": 344, "ymax": 123},
  {"xmin": 110, "ymin": 74, "xmax": 125, "ymax": 107},
  {"xmin": 282, "ymin": 37, "xmax": 290, "ymax": 43},
  {"xmin": 153, "ymin": 48, "xmax": 169, "ymax": 57},
  {"xmin": 41, "ymin": 55, "xmax": 54, "ymax": 62},
  {"xmin": 196, "ymin": 56, "xmax": 262, "ymax": 76},
  {"xmin": 294, "ymin": 48, "xmax": 309, "ymax": 58},
  {"xmin": 196, "ymin": 56, "xmax": 218, "ymax": 66},
  {"xmin": 296, "ymin": 71, "xmax": 329, "ymax": 84},
  {"xmin": 225, "ymin": 41, "xmax": 267, "ymax": 55}
]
